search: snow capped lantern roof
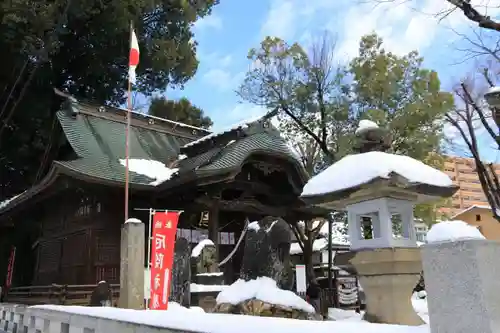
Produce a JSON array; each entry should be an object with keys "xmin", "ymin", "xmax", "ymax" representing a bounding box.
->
[
  {"xmin": 300, "ymin": 121, "xmax": 458, "ymax": 209},
  {"xmin": 355, "ymin": 119, "xmax": 379, "ymax": 135}
]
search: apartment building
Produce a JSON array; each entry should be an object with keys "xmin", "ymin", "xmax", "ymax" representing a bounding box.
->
[{"xmin": 440, "ymin": 156, "xmax": 500, "ymax": 216}]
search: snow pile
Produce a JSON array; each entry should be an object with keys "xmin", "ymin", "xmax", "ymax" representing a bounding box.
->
[
  {"xmin": 355, "ymin": 119, "xmax": 379, "ymax": 135},
  {"xmin": 191, "ymin": 239, "xmax": 215, "ymax": 257},
  {"xmin": 119, "ymin": 159, "xmax": 178, "ymax": 185},
  {"xmin": 31, "ymin": 302, "xmax": 429, "ymax": 333},
  {"xmin": 426, "ymin": 220, "xmax": 485, "ymax": 243},
  {"xmin": 216, "ymin": 277, "xmax": 315, "ymax": 313},
  {"xmin": 301, "ymin": 151, "xmax": 453, "ymax": 197}
]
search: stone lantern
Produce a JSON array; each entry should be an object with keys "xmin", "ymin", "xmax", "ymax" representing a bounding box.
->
[
  {"xmin": 484, "ymin": 86, "xmax": 500, "ymax": 130},
  {"xmin": 300, "ymin": 120, "xmax": 458, "ymax": 326},
  {"xmin": 484, "ymin": 86, "xmax": 500, "ymax": 108}
]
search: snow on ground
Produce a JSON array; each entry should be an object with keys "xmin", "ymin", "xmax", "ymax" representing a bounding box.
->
[
  {"xmin": 191, "ymin": 239, "xmax": 215, "ymax": 257},
  {"xmin": 426, "ymin": 220, "xmax": 485, "ymax": 243},
  {"xmin": 216, "ymin": 277, "xmax": 315, "ymax": 313},
  {"xmin": 301, "ymin": 151, "xmax": 453, "ymax": 197},
  {"xmin": 328, "ymin": 293, "xmax": 429, "ymax": 324},
  {"xmin": 119, "ymin": 159, "xmax": 178, "ymax": 185},
  {"xmin": 33, "ymin": 301, "xmax": 429, "ymax": 333}
]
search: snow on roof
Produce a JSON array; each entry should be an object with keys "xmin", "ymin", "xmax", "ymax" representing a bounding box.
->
[
  {"xmin": 290, "ymin": 238, "xmax": 329, "ymax": 255},
  {"xmin": 248, "ymin": 221, "xmax": 260, "ymax": 230},
  {"xmin": 190, "ymin": 283, "xmax": 227, "ymax": 293},
  {"xmin": 111, "ymin": 104, "xmax": 210, "ymax": 133},
  {"xmin": 487, "ymin": 86, "xmax": 500, "ymax": 94},
  {"xmin": 125, "ymin": 218, "xmax": 142, "ymax": 224},
  {"xmin": 301, "ymin": 151, "xmax": 453, "ymax": 197},
  {"xmin": 182, "ymin": 114, "xmax": 266, "ymax": 149},
  {"xmin": 355, "ymin": 119, "xmax": 379, "ymax": 135},
  {"xmin": 0, "ymin": 192, "xmax": 24, "ymax": 211},
  {"xmin": 247, "ymin": 220, "xmax": 279, "ymax": 233},
  {"xmin": 216, "ymin": 277, "xmax": 314, "ymax": 313},
  {"xmin": 119, "ymin": 159, "xmax": 178, "ymax": 186},
  {"xmin": 191, "ymin": 239, "xmax": 215, "ymax": 257},
  {"xmin": 426, "ymin": 220, "xmax": 485, "ymax": 243},
  {"xmin": 450, "ymin": 204, "xmax": 492, "ymax": 219}
]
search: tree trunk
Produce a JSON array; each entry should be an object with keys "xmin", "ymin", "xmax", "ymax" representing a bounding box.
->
[{"xmin": 302, "ymin": 242, "xmax": 316, "ymax": 283}]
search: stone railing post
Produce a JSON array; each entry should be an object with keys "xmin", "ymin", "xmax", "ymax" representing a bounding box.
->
[
  {"xmin": 422, "ymin": 239, "xmax": 500, "ymax": 333},
  {"xmin": 118, "ymin": 218, "xmax": 145, "ymax": 309}
]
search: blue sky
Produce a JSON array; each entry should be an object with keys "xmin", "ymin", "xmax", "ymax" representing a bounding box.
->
[{"xmin": 150, "ymin": 0, "xmax": 499, "ymax": 162}]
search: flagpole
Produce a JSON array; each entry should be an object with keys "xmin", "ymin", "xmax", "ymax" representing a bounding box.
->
[{"xmin": 125, "ymin": 20, "xmax": 133, "ymax": 222}]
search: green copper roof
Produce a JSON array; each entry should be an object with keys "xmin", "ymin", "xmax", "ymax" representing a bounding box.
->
[
  {"xmin": 178, "ymin": 131, "xmax": 303, "ymax": 176},
  {"xmin": 55, "ymin": 104, "xmax": 197, "ymax": 185}
]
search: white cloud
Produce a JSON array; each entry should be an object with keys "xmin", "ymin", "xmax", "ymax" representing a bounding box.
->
[
  {"xmin": 258, "ymin": 0, "xmax": 500, "ymax": 62},
  {"xmin": 260, "ymin": 0, "xmax": 338, "ymax": 39},
  {"xmin": 202, "ymin": 69, "xmax": 244, "ymax": 92},
  {"xmin": 211, "ymin": 103, "xmax": 268, "ymax": 131},
  {"xmin": 199, "ymin": 52, "xmax": 233, "ymax": 68},
  {"xmin": 193, "ymin": 14, "xmax": 223, "ymax": 32}
]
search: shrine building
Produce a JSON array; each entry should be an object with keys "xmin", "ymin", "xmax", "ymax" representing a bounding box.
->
[{"xmin": 0, "ymin": 94, "xmax": 325, "ymax": 289}]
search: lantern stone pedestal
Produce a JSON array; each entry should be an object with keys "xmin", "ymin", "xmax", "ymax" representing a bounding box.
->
[{"xmin": 340, "ymin": 247, "xmax": 424, "ymax": 326}]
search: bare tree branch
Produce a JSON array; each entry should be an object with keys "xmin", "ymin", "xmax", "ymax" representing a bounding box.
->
[
  {"xmin": 447, "ymin": 0, "xmax": 500, "ymax": 32},
  {"xmin": 445, "ymin": 69, "xmax": 500, "ymax": 221}
]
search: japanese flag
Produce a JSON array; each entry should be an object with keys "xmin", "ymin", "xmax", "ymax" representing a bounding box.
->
[{"xmin": 129, "ymin": 29, "xmax": 140, "ymax": 84}]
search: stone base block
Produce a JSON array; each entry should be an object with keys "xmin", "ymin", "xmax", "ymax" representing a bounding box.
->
[
  {"xmin": 422, "ymin": 240, "xmax": 500, "ymax": 333},
  {"xmin": 340, "ymin": 247, "xmax": 424, "ymax": 326}
]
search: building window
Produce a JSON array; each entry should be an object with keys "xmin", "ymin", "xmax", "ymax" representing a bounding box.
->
[{"xmin": 476, "ymin": 214, "xmax": 481, "ymax": 222}]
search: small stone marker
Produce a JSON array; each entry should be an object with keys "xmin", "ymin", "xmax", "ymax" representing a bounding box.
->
[{"xmin": 89, "ymin": 281, "xmax": 112, "ymax": 307}]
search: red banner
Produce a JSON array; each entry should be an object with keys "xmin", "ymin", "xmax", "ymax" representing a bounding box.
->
[
  {"xmin": 5, "ymin": 246, "xmax": 16, "ymax": 288},
  {"xmin": 149, "ymin": 211, "xmax": 180, "ymax": 310}
]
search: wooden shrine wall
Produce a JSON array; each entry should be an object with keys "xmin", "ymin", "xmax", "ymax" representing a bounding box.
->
[{"xmin": 33, "ymin": 187, "xmax": 121, "ymax": 286}]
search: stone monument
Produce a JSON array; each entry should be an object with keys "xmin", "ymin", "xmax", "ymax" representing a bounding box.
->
[
  {"xmin": 300, "ymin": 120, "xmax": 458, "ymax": 325},
  {"xmin": 191, "ymin": 239, "xmax": 224, "ymax": 285},
  {"xmin": 169, "ymin": 237, "xmax": 191, "ymax": 307},
  {"xmin": 239, "ymin": 216, "xmax": 293, "ymax": 289},
  {"xmin": 422, "ymin": 229, "xmax": 500, "ymax": 333},
  {"xmin": 214, "ymin": 216, "xmax": 317, "ymax": 319},
  {"xmin": 118, "ymin": 218, "xmax": 145, "ymax": 309}
]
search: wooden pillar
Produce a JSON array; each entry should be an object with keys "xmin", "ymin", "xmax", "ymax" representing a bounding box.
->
[
  {"xmin": 86, "ymin": 228, "xmax": 94, "ymax": 283},
  {"xmin": 208, "ymin": 206, "xmax": 219, "ymax": 262}
]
